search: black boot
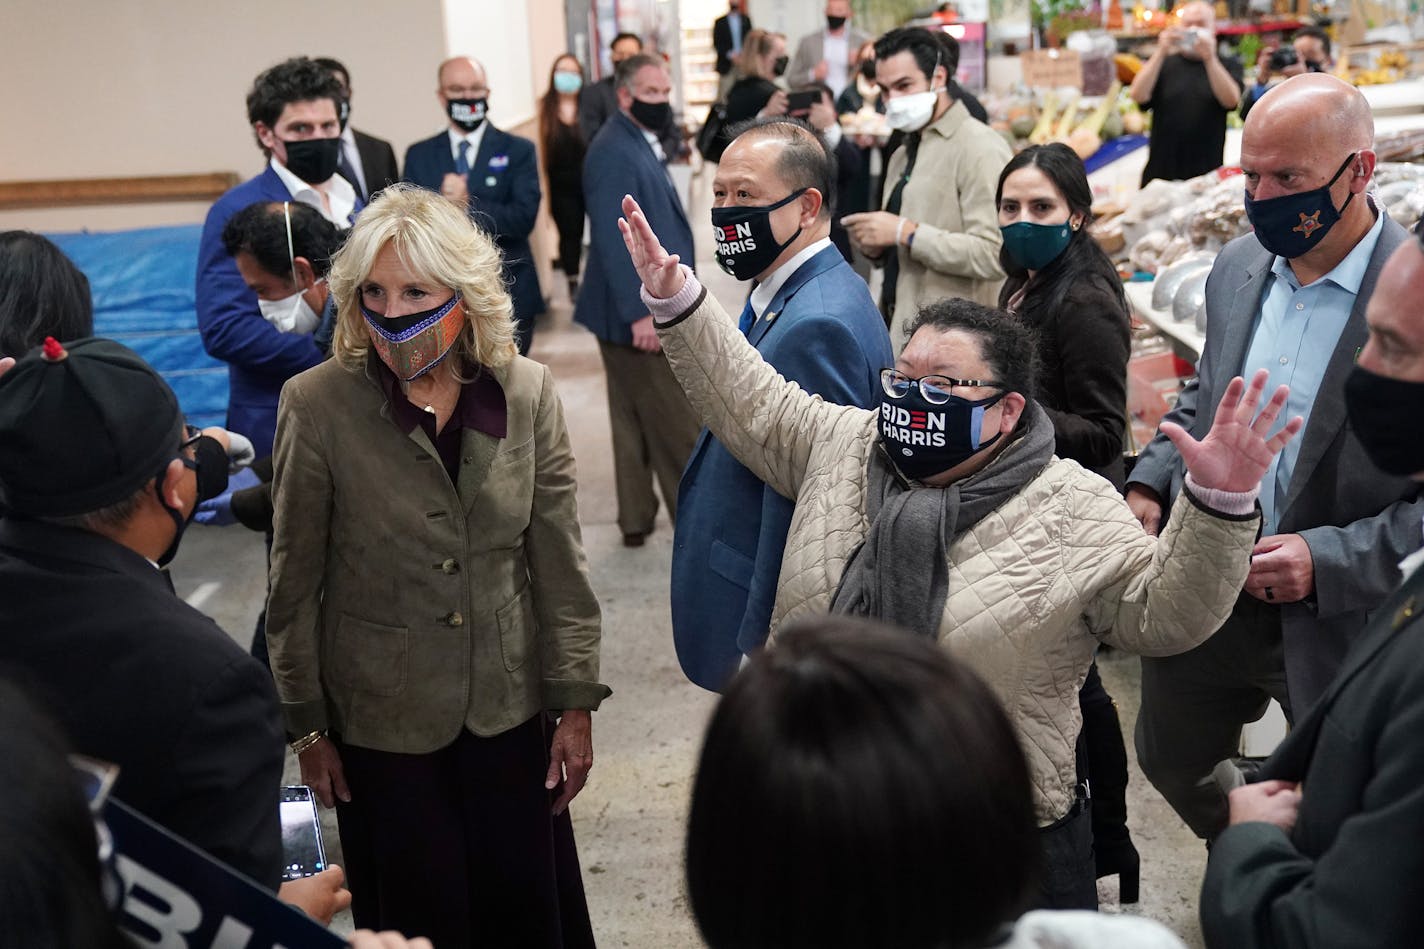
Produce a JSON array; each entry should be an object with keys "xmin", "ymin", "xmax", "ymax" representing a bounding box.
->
[{"xmin": 1079, "ymin": 662, "xmax": 1139, "ymax": 904}]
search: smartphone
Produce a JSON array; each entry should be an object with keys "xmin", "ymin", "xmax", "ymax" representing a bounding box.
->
[
  {"xmin": 279, "ymin": 785, "xmax": 327, "ymax": 881},
  {"xmin": 786, "ymin": 90, "xmax": 821, "ymax": 115}
]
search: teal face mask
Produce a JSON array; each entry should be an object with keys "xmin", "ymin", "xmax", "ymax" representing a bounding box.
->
[
  {"xmin": 1000, "ymin": 220, "xmax": 1074, "ymax": 271},
  {"xmin": 553, "ymin": 71, "xmax": 583, "ymax": 94}
]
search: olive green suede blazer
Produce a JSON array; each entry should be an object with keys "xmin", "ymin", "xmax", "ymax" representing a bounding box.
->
[{"xmin": 266, "ymin": 354, "xmax": 609, "ymax": 752}]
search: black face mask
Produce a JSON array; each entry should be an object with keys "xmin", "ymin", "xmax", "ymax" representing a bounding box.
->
[
  {"xmin": 1344, "ymin": 365, "xmax": 1424, "ymax": 477},
  {"xmin": 156, "ymin": 436, "xmax": 229, "ymax": 568},
  {"xmin": 629, "ymin": 97, "xmax": 673, "ymax": 132},
  {"xmin": 827, "ymin": 15, "xmax": 848, "ymax": 29},
  {"xmin": 773, "ymin": 55, "xmax": 789, "ymax": 76},
  {"xmin": 447, "ymin": 97, "xmax": 487, "ymax": 132},
  {"xmin": 711, "ymin": 189, "xmax": 807, "ymax": 280},
  {"xmin": 281, "ymin": 137, "xmax": 341, "ymax": 185},
  {"xmin": 860, "ymin": 59, "xmax": 878, "ymax": 81}
]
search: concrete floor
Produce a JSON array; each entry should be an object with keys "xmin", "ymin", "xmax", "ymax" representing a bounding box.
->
[{"xmin": 172, "ymin": 169, "xmax": 1212, "ymax": 947}]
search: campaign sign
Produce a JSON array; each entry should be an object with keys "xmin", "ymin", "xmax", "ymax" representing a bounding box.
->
[{"xmin": 106, "ymin": 799, "xmax": 344, "ymax": 949}]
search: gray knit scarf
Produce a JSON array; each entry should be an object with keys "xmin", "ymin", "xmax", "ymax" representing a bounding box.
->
[{"xmin": 830, "ymin": 401, "xmax": 1056, "ymax": 637}]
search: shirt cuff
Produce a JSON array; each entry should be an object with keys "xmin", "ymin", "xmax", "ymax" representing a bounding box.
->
[
  {"xmin": 1184, "ymin": 472, "xmax": 1259, "ymax": 517},
  {"xmin": 640, "ymin": 266, "xmax": 703, "ymax": 324}
]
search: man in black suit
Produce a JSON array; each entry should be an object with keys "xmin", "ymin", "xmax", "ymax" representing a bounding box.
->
[
  {"xmin": 712, "ymin": 1, "xmax": 752, "ymax": 98},
  {"xmin": 403, "ymin": 56, "xmax": 544, "ymax": 353},
  {"xmin": 315, "ymin": 56, "xmax": 400, "ymax": 201},
  {"xmin": 1201, "ymin": 232, "xmax": 1424, "ymax": 948},
  {"xmin": 0, "ymin": 339, "xmax": 286, "ymax": 889}
]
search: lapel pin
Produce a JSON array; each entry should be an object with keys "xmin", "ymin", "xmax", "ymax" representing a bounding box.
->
[{"xmin": 1393, "ymin": 597, "xmax": 1417, "ymax": 631}]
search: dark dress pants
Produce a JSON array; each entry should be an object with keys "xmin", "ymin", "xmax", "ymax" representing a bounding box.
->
[
  {"xmin": 1135, "ymin": 594, "xmax": 1293, "ymax": 840},
  {"xmin": 335, "ymin": 716, "xmax": 596, "ymax": 949}
]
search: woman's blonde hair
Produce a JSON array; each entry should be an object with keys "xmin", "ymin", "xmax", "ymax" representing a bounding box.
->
[
  {"xmin": 737, "ymin": 29, "xmax": 782, "ymax": 81},
  {"xmin": 328, "ymin": 183, "xmax": 518, "ymax": 374}
]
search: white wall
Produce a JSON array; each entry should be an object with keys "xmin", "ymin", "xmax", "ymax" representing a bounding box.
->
[
  {"xmin": 1, "ymin": 0, "xmax": 444, "ymax": 232},
  {"xmin": 445, "ymin": 0, "xmax": 536, "ymax": 127}
]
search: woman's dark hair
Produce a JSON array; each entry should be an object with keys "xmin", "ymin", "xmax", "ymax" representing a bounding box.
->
[
  {"xmin": 994, "ymin": 143, "xmax": 1127, "ymax": 328},
  {"xmin": 687, "ymin": 617, "xmax": 1038, "ymax": 949},
  {"xmin": 539, "ymin": 53, "xmax": 585, "ymax": 156},
  {"xmin": 221, "ymin": 201, "xmax": 342, "ymax": 282},
  {"xmin": 0, "ymin": 679, "xmax": 130, "ymax": 948},
  {"xmin": 0, "ymin": 231, "xmax": 93, "ymax": 358},
  {"xmin": 906, "ymin": 297, "xmax": 1039, "ymax": 403}
]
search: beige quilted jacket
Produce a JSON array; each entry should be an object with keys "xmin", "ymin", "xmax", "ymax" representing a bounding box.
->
[{"xmin": 657, "ymin": 286, "xmax": 1259, "ymax": 824}]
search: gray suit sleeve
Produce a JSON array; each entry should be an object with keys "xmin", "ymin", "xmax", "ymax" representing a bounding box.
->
[{"xmin": 1301, "ymin": 493, "xmax": 1424, "ymax": 618}]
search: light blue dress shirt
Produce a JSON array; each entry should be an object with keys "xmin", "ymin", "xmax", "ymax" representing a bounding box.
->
[{"xmin": 1241, "ymin": 208, "xmax": 1385, "ymax": 533}]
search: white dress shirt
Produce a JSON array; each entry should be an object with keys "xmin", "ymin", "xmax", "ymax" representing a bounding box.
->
[
  {"xmin": 823, "ymin": 31, "xmax": 851, "ymax": 99},
  {"xmin": 339, "ymin": 125, "xmax": 368, "ymax": 195},
  {"xmin": 448, "ymin": 124, "xmax": 489, "ymax": 170},
  {"xmin": 748, "ymin": 236, "xmax": 833, "ymax": 321},
  {"xmin": 269, "ymin": 156, "xmax": 357, "ymax": 226}
]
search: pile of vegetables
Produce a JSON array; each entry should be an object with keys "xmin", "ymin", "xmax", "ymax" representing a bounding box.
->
[{"xmin": 1006, "ymin": 82, "xmax": 1143, "ymax": 159}]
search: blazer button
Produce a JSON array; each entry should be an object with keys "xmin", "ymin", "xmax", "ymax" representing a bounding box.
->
[
  {"xmin": 441, "ymin": 558, "xmax": 460, "ymax": 574},
  {"xmin": 445, "ymin": 611, "xmax": 464, "ymax": 627}
]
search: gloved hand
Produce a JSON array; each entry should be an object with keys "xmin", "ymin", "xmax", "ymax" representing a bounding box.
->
[
  {"xmin": 194, "ymin": 467, "xmax": 261, "ymax": 526},
  {"xmin": 226, "ymin": 431, "xmax": 256, "ymax": 472}
]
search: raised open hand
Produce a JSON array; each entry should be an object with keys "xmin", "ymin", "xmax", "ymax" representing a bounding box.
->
[
  {"xmin": 1162, "ymin": 369, "xmax": 1304, "ymax": 493},
  {"xmin": 618, "ymin": 194, "xmax": 686, "ymax": 300}
]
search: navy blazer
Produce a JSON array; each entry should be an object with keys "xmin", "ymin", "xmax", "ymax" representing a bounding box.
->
[
  {"xmin": 1201, "ymin": 561, "xmax": 1424, "ymax": 948},
  {"xmin": 575, "ymin": 112, "xmax": 693, "ymax": 347},
  {"xmin": 403, "ymin": 125, "xmax": 545, "ymax": 351},
  {"xmin": 670, "ymin": 245, "xmax": 893, "ymax": 690},
  {"xmin": 196, "ymin": 166, "xmax": 340, "ymax": 456}
]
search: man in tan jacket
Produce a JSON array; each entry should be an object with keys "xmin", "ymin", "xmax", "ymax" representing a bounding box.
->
[{"xmin": 842, "ymin": 27, "xmax": 1010, "ymax": 353}]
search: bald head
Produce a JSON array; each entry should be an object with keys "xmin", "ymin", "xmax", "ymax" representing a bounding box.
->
[
  {"xmin": 1176, "ymin": 1, "xmax": 1215, "ymax": 28},
  {"xmin": 722, "ymin": 118, "xmax": 836, "ymax": 222},
  {"xmin": 1246, "ymin": 73, "xmax": 1373, "ymax": 152},
  {"xmin": 438, "ymin": 56, "xmax": 486, "ymax": 89}
]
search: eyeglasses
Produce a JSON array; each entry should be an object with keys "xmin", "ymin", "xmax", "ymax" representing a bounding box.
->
[
  {"xmin": 180, "ymin": 424, "xmax": 203, "ymax": 453},
  {"xmin": 880, "ymin": 369, "xmax": 1002, "ymax": 405}
]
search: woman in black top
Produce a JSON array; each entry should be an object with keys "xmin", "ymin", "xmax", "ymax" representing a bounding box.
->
[
  {"xmin": 995, "ymin": 143, "xmax": 1139, "ymax": 905},
  {"xmin": 539, "ymin": 53, "xmax": 587, "ymax": 299},
  {"xmin": 722, "ymin": 29, "xmax": 788, "ymax": 126}
]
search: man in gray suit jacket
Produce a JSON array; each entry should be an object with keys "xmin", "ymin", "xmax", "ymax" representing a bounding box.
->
[
  {"xmin": 1200, "ymin": 230, "xmax": 1424, "ymax": 949},
  {"xmin": 1126, "ymin": 75, "xmax": 1424, "ymax": 840},
  {"xmin": 786, "ymin": 0, "xmax": 871, "ymax": 100}
]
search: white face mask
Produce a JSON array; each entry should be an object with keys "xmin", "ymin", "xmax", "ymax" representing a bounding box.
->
[
  {"xmin": 258, "ymin": 285, "xmax": 323, "ymax": 335},
  {"xmin": 884, "ymin": 88, "xmax": 941, "ymax": 132}
]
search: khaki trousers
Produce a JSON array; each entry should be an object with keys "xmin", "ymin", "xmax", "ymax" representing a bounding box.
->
[{"xmin": 597, "ymin": 340, "xmax": 700, "ymax": 535}]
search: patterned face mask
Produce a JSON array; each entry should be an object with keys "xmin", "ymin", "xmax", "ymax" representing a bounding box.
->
[{"xmin": 361, "ymin": 292, "xmax": 466, "ymax": 380}]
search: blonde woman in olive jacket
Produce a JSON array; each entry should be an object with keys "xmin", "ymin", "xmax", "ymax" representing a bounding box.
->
[
  {"xmin": 267, "ymin": 185, "xmax": 608, "ymax": 947},
  {"xmin": 620, "ymin": 194, "xmax": 1302, "ymax": 907}
]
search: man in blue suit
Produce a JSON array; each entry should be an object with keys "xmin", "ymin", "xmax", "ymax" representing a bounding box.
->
[
  {"xmin": 403, "ymin": 56, "xmax": 544, "ymax": 354},
  {"xmin": 672, "ymin": 118, "xmax": 892, "ymax": 690},
  {"xmin": 576, "ymin": 54, "xmax": 700, "ymax": 546},
  {"xmin": 197, "ymin": 57, "xmax": 358, "ymax": 458}
]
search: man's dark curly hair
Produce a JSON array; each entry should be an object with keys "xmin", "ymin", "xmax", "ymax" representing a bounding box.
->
[{"xmin": 245, "ymin": 57, "xmax": 343, "ymax": 151}]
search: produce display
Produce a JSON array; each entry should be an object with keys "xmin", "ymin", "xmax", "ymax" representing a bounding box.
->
[{"xmin": 996, "ymin": 81, "xmax": 1141, "ymax": 158}]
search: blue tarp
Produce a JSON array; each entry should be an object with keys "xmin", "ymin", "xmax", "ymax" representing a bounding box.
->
[{"xmin": 45, "ymin": 225, "xmax": 229, "ymax": 430}]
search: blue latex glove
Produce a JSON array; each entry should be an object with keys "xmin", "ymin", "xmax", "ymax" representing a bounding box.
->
[{"xmin": 194, "ymin": 467, "xmax": 262, "ymax": 526}]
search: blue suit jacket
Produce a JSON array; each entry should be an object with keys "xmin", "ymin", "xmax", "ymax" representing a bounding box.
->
[
  {"xmin": 403, "ymin": 125, "xmax": 544, "ymax": 351},
  {"xmin": 196, "ymin": 166, "xmax": 342, "ymax": 456},
  {"xmin": 575, "ymin": 112, "xmax": 693, "ymax": 346},
  {"xmin": 670, "ymin": 245, "xmax": 893, "ymax": 690}
]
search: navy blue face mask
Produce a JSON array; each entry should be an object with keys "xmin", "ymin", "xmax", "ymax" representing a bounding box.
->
[
  {"xmin": 1244, "ymin": 153, "xmax": 1357, "ymax": 259},
  {"xmin": 877, "ymin": 386, "xmax": 1005, "ymax": 482}
]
